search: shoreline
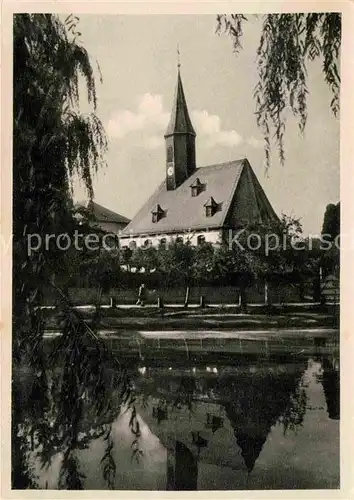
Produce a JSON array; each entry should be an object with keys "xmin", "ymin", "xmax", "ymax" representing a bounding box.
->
[{"xmin": 44, "ymin": 313, "xmax": 339, "ymax": 333}]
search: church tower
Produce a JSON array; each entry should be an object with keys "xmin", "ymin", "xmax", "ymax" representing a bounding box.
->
[{"xmin": 164, "ymin": 67, "xmax": 196, "ymax": 191}]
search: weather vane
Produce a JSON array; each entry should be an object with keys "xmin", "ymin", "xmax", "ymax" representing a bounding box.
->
[{"xmin": 177, "ymin": 44, "xmax": 181, "ymax": 69}]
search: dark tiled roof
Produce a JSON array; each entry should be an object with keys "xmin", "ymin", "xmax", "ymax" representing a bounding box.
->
[
  {"xmin": 77, "ymin": 201, "xmax": 130, "ymax": 225},
  {"xmin": 121, "ymin": 158, "xmax": 277, "ymax": 237},
  {"xmin": 164, "ymin": 70, "xmax": 196, "ymax": 137}
]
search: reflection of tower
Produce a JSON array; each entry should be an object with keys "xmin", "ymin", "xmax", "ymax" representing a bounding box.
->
[
  {"xmin": 166, "ymin": 441, "xmax": 198, "ymax": 490},
  {"xmin": 321, "ymin": 357, "xmax": 340, "ymax": 420},
  {"xmin": 135, "ymin": 361, "xmax": 308, "ymax": 479}
]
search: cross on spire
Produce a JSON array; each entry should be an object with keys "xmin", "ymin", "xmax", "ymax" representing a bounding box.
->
[{"xmin": 177, "ymin": 44, "xmax": 181, "ymax": 69}]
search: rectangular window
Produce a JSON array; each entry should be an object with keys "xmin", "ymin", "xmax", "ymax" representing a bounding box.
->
[{"xmin": 167, "ymin": 146, "xmax": 173, "ymax": 163}]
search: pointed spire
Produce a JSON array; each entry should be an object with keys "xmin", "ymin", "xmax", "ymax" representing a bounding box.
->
[{"xmin": 165, "ymin": 68, "xmax": 196, "ymax": 138}]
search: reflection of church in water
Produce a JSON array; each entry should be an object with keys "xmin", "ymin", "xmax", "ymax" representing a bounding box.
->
[
  {"xmin": 134, "ymin": 360, "xmax": 306, "ymax": 489},
  {"xmin": 32, "ymin": 353, "xmax": 339, "ymax": 490},
  {"xmin": 130, "ymin": 354, "xmax": 339, "ymax": 490}
]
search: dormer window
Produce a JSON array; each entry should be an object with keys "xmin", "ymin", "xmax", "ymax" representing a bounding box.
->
[
  {"xmin": 190, "ymin": 177, "xmax": 204, "ymax": 197},
  {"xmin": 204, "ymin": 197, "xmax": 218, "ymax": 217},
  {"xmin": 151, "ymin": 203, "xmax": 165, "ymax": 223}
]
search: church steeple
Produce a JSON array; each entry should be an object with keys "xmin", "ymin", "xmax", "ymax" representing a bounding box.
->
[
  {"xmin": 165, "ymin": 65, "xmax": 196, "ymax": 191},
  {"xmin": 165, "ymin": 69, "xmax": 196, "ymax": 138}
]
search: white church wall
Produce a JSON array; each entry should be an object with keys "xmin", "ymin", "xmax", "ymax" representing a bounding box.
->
[{"xmin": 119, "ymin": 229, "xmax": 222, "ymax": 249}]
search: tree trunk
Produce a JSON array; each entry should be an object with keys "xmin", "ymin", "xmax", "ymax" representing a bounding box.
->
[
  {"xmin": 239, "ymin": 286, "xmax": 248, "ymax": 313},
  {"xmin": 184, "ymin": 286, "xmax": 190, "ymax": 308},
  {"xmin": 313, "ymin": 277, "xmax": 321, "ymax": 302},
  {"xmin": 264, "ymin": 281, "xmax": 272, "ymax": 306},
  {"xmin": 298, "ymin": 282, "xmax": 305, "ymax": 302}
]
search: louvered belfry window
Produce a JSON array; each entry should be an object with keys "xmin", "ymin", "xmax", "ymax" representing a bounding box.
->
[{"xmin": 167, "ymin": 146, "xmax": 173, "ymax": 163}]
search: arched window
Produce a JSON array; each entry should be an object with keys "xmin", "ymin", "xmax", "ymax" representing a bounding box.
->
[
  {"xmin": 144, "ymin": 239, "xmax": 152, "ymax": 248},
  {"xmin": 176, "ymin": 236, "xmax": 183, "ymax": 245},
  {"xmin": 160, "ymin": 238, "xmax": 167, "ymax": 249},
  {"xmin": 197, "ymin": 235, "xmax": 206, "ymax": 246},
  {"xmin": 129, "ymin": 240, "xmax": 137, "ymax": 250}
]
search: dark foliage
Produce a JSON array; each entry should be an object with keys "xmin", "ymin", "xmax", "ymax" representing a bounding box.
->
[
  {"xmin": 216, "ymin": 14, "xmax": 341, "ymax": 169},
  {"xmin": 12, "ymin": 14, "xmax": 140, "ymax": 489}
]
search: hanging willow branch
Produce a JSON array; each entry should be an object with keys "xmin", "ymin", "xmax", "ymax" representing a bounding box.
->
[
  {"xmin": 101, "ymin": 425, "xmax": 117, "ymax": 490},
  {"xmin": 12, "ymin": 14, "xmax": 128, "ymax": 489},
  {"xmin": 216, "ymin": 13, "xmax": 341, "ymax": 170}
]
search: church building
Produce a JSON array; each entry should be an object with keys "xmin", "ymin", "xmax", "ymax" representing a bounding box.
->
[{"xmin": 120, "ymin": 68, "xmax": 278, "ymax": 249}]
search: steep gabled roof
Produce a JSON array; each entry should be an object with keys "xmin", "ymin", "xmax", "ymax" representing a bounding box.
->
[
  {"xmin": 121, "ymin": 158, "xmax": 278, "ymax": 237},
  {"xmin": 164, "ymin": 70, "xmax": 196, "ymax": 137}
]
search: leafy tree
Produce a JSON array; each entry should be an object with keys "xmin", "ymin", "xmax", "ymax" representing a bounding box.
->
[
  {"xmin": 192, "ymin": 241, "xmax": 215, "ymax": 285},
  {"xmin": 223, "ymin": 215, "xmax": 314, "ymax": 307},
  {"xmin": 217, "ymin": 14, "xmax": 341, "ymax": 169},
  {"xmin": 321, "ymin": 202, "xmax": 340, "ymax": 240},
  {"xmin": 319, "ymin": 202, "xmax": 340, "ymax": 278},
  {"xmin": 71, "ymin": 205, "xmax": 122, "ymax": 292},
  {"xmin": 120, "ymin": 246, "xmax": 133, "ymax": 272},
  {"xmin": 130, "ymin": 246, "xmax": 159, "ymax": 273},
  {"xmin": 158, "ymin": 240, "xmax": 195, "ymax": 306},
  {"xmin": 12, "ymin": 14, "xmax": 137, "ymax": 489},
  {"xmin": 208, "ymin": 243, "xmax": 254, "ymax": 310},
  {"xmin": 13, "ymin": 12, "xmax": 107, "ymax": 348}
]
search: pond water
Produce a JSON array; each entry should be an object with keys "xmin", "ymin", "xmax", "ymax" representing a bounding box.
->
[{"xmin": 18, "ymin": 336, "xmax": 340, "ymax": 490}]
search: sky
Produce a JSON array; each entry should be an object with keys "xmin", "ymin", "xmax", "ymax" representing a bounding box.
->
[{"xmin": 73, "ymin": 14, "xmax": 340, "ymax": 236}]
